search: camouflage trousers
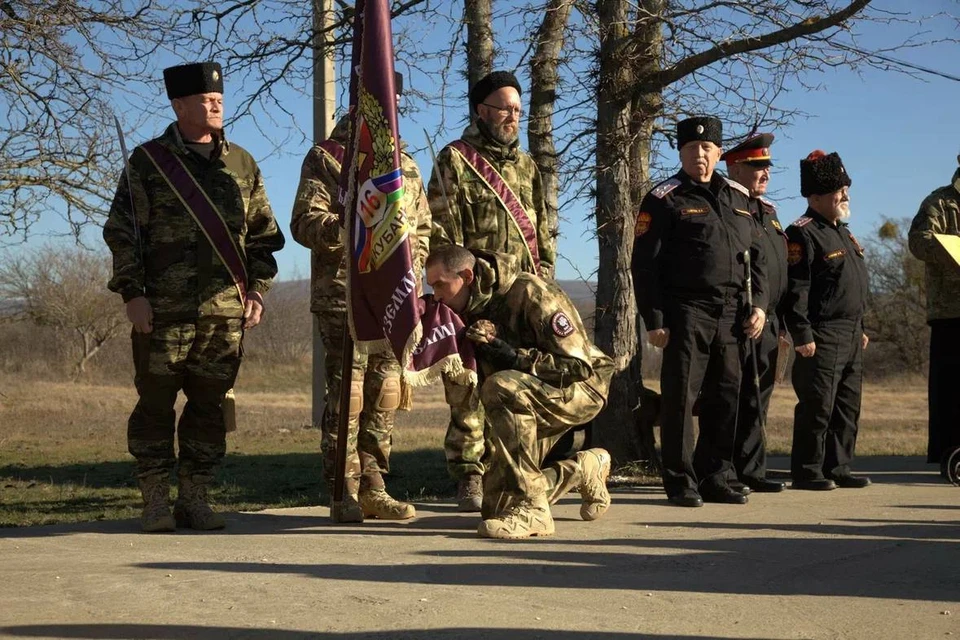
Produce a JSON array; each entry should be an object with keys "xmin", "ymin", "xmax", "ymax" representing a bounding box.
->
[
  {"xmin": 316, "ymin": 310, "xmax": 401, "ymax": 496},
  {"xmin": 479, "ymin": 370, "xmax": 606, "ymax": 519},
  {"xmin": 127, "ymin": 317, "xmax": 242, "ymax": 481},
  {"xmin": 442, "ymin": 376, "xmax": 486, "ymax": 479}
]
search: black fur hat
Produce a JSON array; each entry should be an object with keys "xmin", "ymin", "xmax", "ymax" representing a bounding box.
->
[
  {"xmin": 163, "ymin": 62, "xmax": 224, "ymax": 100},
  {"xmin": 469, "ymin": 71, "xmax": 522, "ymax": 115},
  {"xmin": 800, "ymin": 150, "xmax": 852, "ymax": 197},
  {"xmin": 677, "ymin": 116, "xmax": 723, "ymax": 148}
]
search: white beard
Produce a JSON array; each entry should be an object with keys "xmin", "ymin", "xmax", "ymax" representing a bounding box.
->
[{"xmin": 836, "ymin": 203, "xmax": 851, "ymax": 220}]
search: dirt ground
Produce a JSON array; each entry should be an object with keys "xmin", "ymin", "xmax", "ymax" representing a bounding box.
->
[{"xmin": 0, "ymin": 456, "xmax": 957, "ymax": 640}]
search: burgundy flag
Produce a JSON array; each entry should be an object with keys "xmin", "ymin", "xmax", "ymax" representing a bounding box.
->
[
  {"xmin": 405, "ymin": 296, "xmax": 478, "ymax": 388},
  {"xmin": 340, "ymin": 0, "xmax": 421, "ymax": 365}
]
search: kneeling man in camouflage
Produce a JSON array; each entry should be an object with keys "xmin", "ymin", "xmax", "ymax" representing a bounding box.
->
[{"xmin": 425, "ymin": 244, "xmax": 614, "ymax": 539}]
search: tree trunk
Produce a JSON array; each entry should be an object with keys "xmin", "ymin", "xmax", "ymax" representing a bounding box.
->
[
  {"xmin": 626, "ymin": 0, "xmax": 666, "ymax": 466},
  {"xmin": 527, "ymin": 0, "xmax": 572, "ymax": 271},
  {"xmin": 464, "ymin": 0, "xmax": 494, "ymax": 106},
  {"xmin": 592, "ymin": 0, "xmax": 643, "ymax": 466}
]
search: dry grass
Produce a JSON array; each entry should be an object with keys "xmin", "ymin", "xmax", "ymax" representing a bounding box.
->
[{"xmin": 0, "ymin": 370, "xmax": 929, "ymax": 527}]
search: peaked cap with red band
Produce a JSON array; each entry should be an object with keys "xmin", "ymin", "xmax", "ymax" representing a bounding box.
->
[{"xmin": 720, "ymin": 132, "xmax": 774, "ymax": 167}]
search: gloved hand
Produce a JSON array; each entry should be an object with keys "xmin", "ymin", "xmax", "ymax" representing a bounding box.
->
[
  {"xmin": 473, "ymin": 337, "xmax": 519, "ymax": 371},
  {"xmin": 466, "ymin": 319, "xmax": 497, "ymax": 344}
]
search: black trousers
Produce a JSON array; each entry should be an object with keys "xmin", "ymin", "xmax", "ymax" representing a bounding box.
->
[
  {"xmin": 790, "ymin": 319, "xmax": 863, "ymax": 482},
  {"xmin": 928, "ymin": 319, "xmax": 960, "ymax": 462},
  {"xmin": 660, "ymin": 300, "xmax": 743, "ymax": 497},
  {"xmin": 733, "ymin": 314, "xmax": 780, "ymax": 482}
]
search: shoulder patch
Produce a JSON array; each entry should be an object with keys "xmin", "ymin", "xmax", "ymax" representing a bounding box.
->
[
  {"xmin": 791, "ymin": 216, "xmax": 813, "ymax": 228},
  {"xmin": 651, "ymin": 178, "xmax": 681, "ymax": 199},
  {"xmin": 635, "ymin": 211, "xmax": 653, "ymax": 236},
  {"xmin": 733, "ymin": 208, "xmax": 753, "ymax": 218},
  {"xmin": 724, "ymin": 177, "xmax": 751, "ymax": 197},
  {"xmin": 550, "ymin": 311, "xmax": 576, "ymax": 338},
  {"xmin": 759, "ymin": 196, "xmax": 777, "ymax": 211},
  {"xmin": 787, "ymin": 242, "xmax": 804, "ymax": 266}
]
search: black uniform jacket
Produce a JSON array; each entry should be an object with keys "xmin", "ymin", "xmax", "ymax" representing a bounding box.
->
[
  {"xmin": 631, "ymin": 170, "xmax": 768, "ymax": 331},
  {"xmin": 782, "ymin": 207, "xmax": 868, "ymax": 346},
  {"xmin": 754, "ymin": 196, "xmax": 789, "ymax": 319}
]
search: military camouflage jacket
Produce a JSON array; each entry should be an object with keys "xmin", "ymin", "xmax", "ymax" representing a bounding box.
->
[
  {"xmin": 909, "ymin": 168, "xmax": 960, "ymax": 321},
  {"xmin": 464, "ymin": 252, "xmax": 614, "ymax": 400},
  {"xmin": 290, "ymin": 116, "xmax": 431, "ymax": 313},
  {"xmin": 428, "ymin": 122, "xmax": 556, "ymax": 278},
  {"xmin": 103, "ymin": 123, "xmax": 284, "ymax": 320}
]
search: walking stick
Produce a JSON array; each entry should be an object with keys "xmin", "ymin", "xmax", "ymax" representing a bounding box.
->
[{"xmin": 742, "ymin": 250, "xmax": 765, "ymax": 431}]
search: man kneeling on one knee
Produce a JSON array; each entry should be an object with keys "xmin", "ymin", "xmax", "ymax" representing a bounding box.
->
[{"xmin": 426, "ymin": 244, "xmax": 615, "ymax": 539}]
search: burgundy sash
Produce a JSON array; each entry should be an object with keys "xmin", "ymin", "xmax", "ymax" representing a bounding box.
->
[
  {"xmin": 141, "ymin": 140, "xmax": 248, "ymax": 302},
  {"xmin": 317, "ymin": 139, "xmax": 345, "ymax": 168},
  {"xmin": 448, "ymin": 140, "xmax": 541, "ymax": 276}
]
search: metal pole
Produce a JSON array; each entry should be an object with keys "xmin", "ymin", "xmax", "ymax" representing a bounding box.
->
[{"xmin": 311, "ymin": 0, "xmax": 337, "ymax": 428}]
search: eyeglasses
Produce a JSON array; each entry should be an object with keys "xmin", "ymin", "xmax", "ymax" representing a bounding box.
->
[{"xmin": 481, "ymin": 103, "xmax": 523, "ymax": 118}]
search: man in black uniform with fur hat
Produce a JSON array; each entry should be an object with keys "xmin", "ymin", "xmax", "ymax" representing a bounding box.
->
[
  {"xmin": 632, "ymin": 116, "xmax": 768, "ymax": 507},
  {"xmin": 783, "ymin": 150, "xmax": 870, "ymax": 491},
  {"xmin": 721, "ymin": 133, "xmax": 788, "ymax": 493}
]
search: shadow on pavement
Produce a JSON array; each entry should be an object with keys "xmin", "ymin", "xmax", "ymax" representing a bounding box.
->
[{"xmin": 127, "ymin": 523, "xmax": 960, "ymax": 602}]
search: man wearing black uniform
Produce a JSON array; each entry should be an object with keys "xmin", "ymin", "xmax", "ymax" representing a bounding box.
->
[
  {"xmin": 632, "ymin": 116, "xmax": 768, "ymax": 507},
  {"xmin": 783, "ymin": 150, "xmax": 871, "ymax": 491},
  {"xmin": 721, "ymin": 133, "xmax": 788, "ymax": 494}
]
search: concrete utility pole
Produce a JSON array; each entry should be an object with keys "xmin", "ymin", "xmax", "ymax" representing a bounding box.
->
[{"xmin": 311, "ymin": 0, "xmax": 337, "ymax": 427}]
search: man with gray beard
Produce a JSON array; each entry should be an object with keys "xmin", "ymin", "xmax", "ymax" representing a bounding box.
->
[
  {"xmin": 428, "ymin": 71, "xmax": 556, "ymax": 511},
  {"xmin": 783, "ymin": 150, "xmax": 871, "ymax": 491}
]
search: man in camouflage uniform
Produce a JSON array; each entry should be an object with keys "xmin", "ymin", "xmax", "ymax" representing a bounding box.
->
[
  {"xmin": 428, "ymin": 70, "xmax": 557, "ymax": 511},
  {"xmin": 722, "ymin": 133, "xmax": 788, "ymax": 494},
  {"xmin": 103, "ymin": 62, "xmax": 284, "ymax": 532},
  {"xmin": 426, "ymin": 244, "xmax": 613, "ymax": 539},
  {"xmin": 908, "ymin": 152, "xmax": 960, "ymax": 479},
  {"xmin": 290, "ymin": 73, "xmax": 431, "ymax": 522}
]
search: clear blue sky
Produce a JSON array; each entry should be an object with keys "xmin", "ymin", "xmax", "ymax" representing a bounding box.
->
[{"xmin": 17, "ymin": 2, "xmax": 960, "ymax": 285}]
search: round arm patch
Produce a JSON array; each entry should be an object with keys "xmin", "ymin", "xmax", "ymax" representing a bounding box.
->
[{"xmin": 551, "ymin": 311, "xmax": 575, "ymax": 337}]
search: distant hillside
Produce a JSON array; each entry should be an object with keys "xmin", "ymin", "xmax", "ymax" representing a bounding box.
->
[{"xmin": 273, "ymin": 278, "xmax": 596, "ymax": 304}]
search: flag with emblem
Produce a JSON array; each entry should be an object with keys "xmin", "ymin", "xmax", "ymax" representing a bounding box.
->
[{"xmin": 339, "ymin": 0, "xmax": 421, "ymax": 366}]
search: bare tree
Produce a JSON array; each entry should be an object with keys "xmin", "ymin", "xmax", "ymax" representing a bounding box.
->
[
  {"xmin": 0, "ymin": 0, "xmax": 171, "ymax": 241},
  {"xmin": 586, "ymin": 0, "xmax": 958, "ymax": 464},
  {"xmin": 0, "ymin": 247, "xmax": 127, "ymax": 379},
  {"xmin": 527, "ymin": 0, "xmax": 573, "ymax": 273},
  {"xmin": 465, "ymin": 0, "xmax": 494, "ymax": 93},
  {"xmin": 863, "ymin": 219, "xmax": 929, "ymax": 376}
]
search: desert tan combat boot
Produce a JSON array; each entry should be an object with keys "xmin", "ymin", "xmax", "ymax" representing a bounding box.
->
[
  {"xmin": 359, "ymin": 489, "xmax": 416, "ymax": 520},
  {"xmin": 477, "ymin": 494, "xmax": 555, "ymax": 539},
  {"xmin": 576, "ymin": 447, "xmax": 612, "ymax": 521},
  {"xmin": 174, "ymin": 472, "xmax": 225, "ymax": 530},
  {"xmin": 456, "ymin": 473, "xmax": 483, "ymax": 512},
  {"xmin": 137, "ymin": 475, "xmax": 176, "ymax": 533}
]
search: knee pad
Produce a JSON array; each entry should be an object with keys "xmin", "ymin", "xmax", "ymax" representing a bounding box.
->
[
  {"xmin": 374, "ymin": 376, "xmax": 401, "ymax": 411},
  {"xmin": 349, "ymin": 380, "xmax": 363, "ymax": 419}
]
